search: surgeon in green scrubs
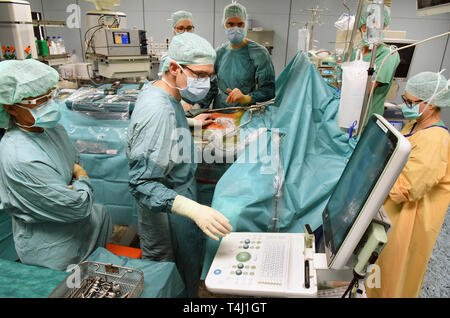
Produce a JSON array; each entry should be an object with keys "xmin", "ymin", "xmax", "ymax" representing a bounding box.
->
[
  {"xmin": 0, "ymin": 59, "xmax": 112, "ymax": 271},
  {"xmin": 127, "ymin": 32, "xmax": 232, "ymax": 297},
  {"xmin": 350, "ymin": 2, "xmax": 400, "ymax": 126},
  {"xmin": 196, "ymin": 1, "xmax": 275, "ymax": 111}
]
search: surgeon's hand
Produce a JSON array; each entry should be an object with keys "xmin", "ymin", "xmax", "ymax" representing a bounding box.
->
[
  {"xmin": 193, "ymin": 113, "xmax": 214, "ymax": 127},
  {"xmin": 182, "ymin": 101, "xmax": 194, "ymax": 111},
  {"xmin": 171, "ymin": 195, "xmax": 233, "ymax": 241},
  {"xmin": 73, "ymin": 163, "xmax": 89, "ymax": 180},
  {"xmin": 226, "ymin": 88, "xmax": 252, "ymax": 105}
]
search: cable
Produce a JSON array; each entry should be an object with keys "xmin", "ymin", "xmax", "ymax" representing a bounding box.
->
[
  {"xmin": 85, "ymin": 25, "xmax": 104, "ymax": 57},
  {"xmin": 341, "ymin": 276, "xmax": 359, "ymax": 298},
  {"xmin": 439, "ymin": 31, "xmax": 449, "ymax": 71},
  {"xmin": 83, "ymin": 14, "xmax": 120, "ymax": 83},
  {"xmin": 84, "ymin": 14, "xmax": 120, "ymax": 58},
  {"xmin": 85, "ymin": 63, "xmax": 104, "ymax": 87}
]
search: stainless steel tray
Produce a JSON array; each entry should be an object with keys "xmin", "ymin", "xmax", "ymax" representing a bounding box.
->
[{"xmin": 48, "ymin": 261, "xmax": 144, "ymax": 298}]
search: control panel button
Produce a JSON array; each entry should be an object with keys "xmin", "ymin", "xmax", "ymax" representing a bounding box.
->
[{"xmin": 236, "ymin": 252, "xmax": 251, "ymax": 262}]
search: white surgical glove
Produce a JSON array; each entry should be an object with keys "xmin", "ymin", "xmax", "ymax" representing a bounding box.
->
[{"xmin": 171, "ymin": 195, "xmax": 233, "ymax": 241}]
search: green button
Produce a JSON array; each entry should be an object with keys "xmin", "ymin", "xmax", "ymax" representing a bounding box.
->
[{"xmin": 236, "ymin": 252, "xmax": 251, "ymax": 262}]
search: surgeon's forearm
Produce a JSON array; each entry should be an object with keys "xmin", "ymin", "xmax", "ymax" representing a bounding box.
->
[
  {"xmin": 130, "ymin": 180, "xmax": 179, "ymax": 213},
  {"xmin": 31, "ymin": 180, "xmax": 94, "ymax": 223},
  {"xmin": 249, "ymin": 84, "xmax": 275, "ymax": 104}
]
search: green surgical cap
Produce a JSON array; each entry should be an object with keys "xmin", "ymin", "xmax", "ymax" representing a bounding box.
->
[
  {"xmin": 223, "ymin": 2, "xmax": 247, "ymax": 26},
  {"xmin": 0, "ymin": 59, "xmax": 59, "ymax": 106},
  {"xmin": 406, "ymin": 72, "xmax": 450, "ymax": 108},
  {"xmin": 162, "ymin": 32, "xmax": 216, "ymax": 73},
  {"xmin": 171, "ymin": 10, "xmax": 193, "ymax": 28},
  {"xmin": 358, "ymin": 2, "xmax": 391, "ymax": 29}
]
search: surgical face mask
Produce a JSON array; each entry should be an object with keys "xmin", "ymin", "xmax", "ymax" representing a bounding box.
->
[
  {"xmin": 162, "ymin": 64, "xmax": 211, "ymax": 102},
  {"xmin": 14, "ymin": 99, "xmax": 61, "ymax": 129},
  {"xmin": 226, "ymin": 27, "xmax": 245, "ymax": 45},
  {"xmin": 401, "ymin": 103, "xmax": 422, "ymax": 120}
]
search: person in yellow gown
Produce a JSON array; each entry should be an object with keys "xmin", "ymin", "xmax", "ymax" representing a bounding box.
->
[{"xmin": 366, "ymin": 71, "xmax": 450, "ymax": 298}]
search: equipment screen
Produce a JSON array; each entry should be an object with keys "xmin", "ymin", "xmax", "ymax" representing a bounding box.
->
[
  {"xmin": 113, "ymin": 32, "xmax": 130, "ymax": 44},
  {"xmin": 322, "ymin": 116, "xmax": 397, "ymax": 260},
  {"xmin": 384, "ymin": 42, "xmax": 416, "ymax": 79}
]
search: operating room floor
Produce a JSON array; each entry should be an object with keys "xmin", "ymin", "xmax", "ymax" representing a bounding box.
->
[{"xmin": 420, "ymin": 206, "xmax": 450, "ymax": 298}]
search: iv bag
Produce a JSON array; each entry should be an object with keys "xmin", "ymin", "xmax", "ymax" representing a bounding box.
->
[
  {"xmin": 298, "ymin": 28, "xmax": 310, "ymax": 53},
  {"xmin": 366, "ymin": 1, "xmax": 385, "ymax": 45},
  {"xmin": 338, "ymin": 50, "xmax": 370, "ymax": 129}
]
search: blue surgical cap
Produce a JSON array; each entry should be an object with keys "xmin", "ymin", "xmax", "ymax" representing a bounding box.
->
[
  {"xmin": 171, "ymin": 10, "xmax": 193, "ymax": 28},
  {"xmin": 223, "ymin": 2, "xmax": 247, "ymax": 26},
  {"xmin": 0, "ymin": 59, "xmax": 59, "ymax": 106},
  {"xmin": 161, "ymin": 32, "xmax": 216, "ymax": 73}
]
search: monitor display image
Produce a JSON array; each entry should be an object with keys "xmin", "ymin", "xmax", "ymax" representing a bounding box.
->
[
  {"xmin": 384, "ymin": 41, "xmax": 416, "ymax": 79},
  {"xmin": 113, "ymin": 32, "xmax": 130, "ymax": 45},
  {"xmin": 322, "ymin": 116, "xmax": 400, "ymax": 266}
]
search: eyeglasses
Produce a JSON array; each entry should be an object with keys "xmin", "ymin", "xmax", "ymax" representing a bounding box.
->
[
  {"xmin": 401, "ymin": 94, "xmax": 423, "ymax": 108},
  {"xmin": 182, "ymin": 65, "xmax": 217, "ymax": 81},
  {"xmin": 175, "ymin": 26, "xmax": 195, "ymax": 33},
  {"xmin": 18, "ymin": 89, "xmax": 59, "ymax": 105}
]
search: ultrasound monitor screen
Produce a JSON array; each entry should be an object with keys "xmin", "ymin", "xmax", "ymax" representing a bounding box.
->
[{"xmin": 322, "ymin": 116, "xmax": 398, "ymax": 260}]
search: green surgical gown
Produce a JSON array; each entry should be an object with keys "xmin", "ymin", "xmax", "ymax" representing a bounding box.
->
[
  {"xmin": 127, "ymin": 82, "xmax": 202, "ymax": 297},
  {"xmin": 0, "ymin": 124, "xmax": 112, "ymax": 271},
  {"xmin": 199, "ymin": 40, "xmax": 275, "ymax": 110}
]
